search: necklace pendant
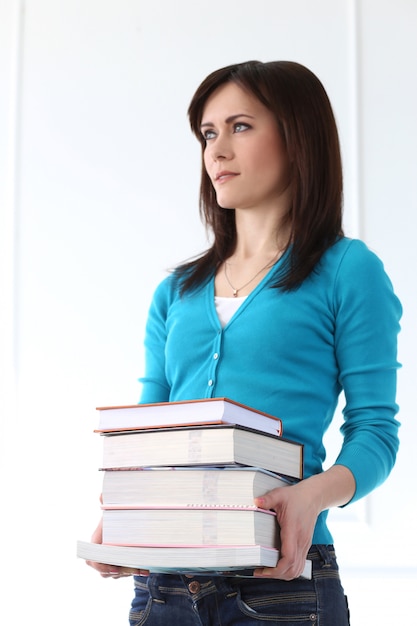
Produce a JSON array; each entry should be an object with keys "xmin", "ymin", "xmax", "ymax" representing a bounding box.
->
[{"xmin": 233, "ymin": 289, "xmax": 238, "ymax": 297}]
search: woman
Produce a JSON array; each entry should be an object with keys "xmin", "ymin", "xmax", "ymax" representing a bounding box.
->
[{"xmin": 88, "ymin": 61, "xmax": 401, "ymax": 625}]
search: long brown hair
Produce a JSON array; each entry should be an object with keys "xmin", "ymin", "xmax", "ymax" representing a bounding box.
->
[{"xmin": 177, "ymin": 60, "xmax": 343, "ymax": 292}]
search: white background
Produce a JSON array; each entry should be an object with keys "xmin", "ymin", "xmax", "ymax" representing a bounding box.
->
[{"xmin": 0, "ymin": 1, "xmax": 416, "ymax": 624}]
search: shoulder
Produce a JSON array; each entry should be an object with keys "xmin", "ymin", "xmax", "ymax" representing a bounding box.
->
[
  {"xmin": 320, "ymin": 237, "xmax": 391, "ymax": 284},
  {"xmin": 321, "ymin": 237, "xmax": 402, "ymax": 318},
  {"xmin": 149, "ymin": 273, "xmax": 181, "ymax": 308},
  {"xmin": 150, "ymin": 270, "xmax": 210, "ymax": 308},
  {"xmin": 324, "ymin": 236, "xmax": 379, "ymax": 266}
]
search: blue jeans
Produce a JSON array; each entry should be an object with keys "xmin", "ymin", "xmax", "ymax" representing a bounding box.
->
[{"xmin": 129, "ymin": 545, "xmax": 350, "ymax": 625}]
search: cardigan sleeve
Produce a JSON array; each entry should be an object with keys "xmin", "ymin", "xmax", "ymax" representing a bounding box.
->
[
  {"xmin": 333, "ymin": 240, "xmax": 402, "ymax": 502},
  {"xmin": 137, "ymin": 276, "xmax": 172, "ymax": 404}
]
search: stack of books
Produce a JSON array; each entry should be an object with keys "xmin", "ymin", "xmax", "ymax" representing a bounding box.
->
[{"xmin": 77, "ymin": 397, "xmax": 311, "ymax": 578}]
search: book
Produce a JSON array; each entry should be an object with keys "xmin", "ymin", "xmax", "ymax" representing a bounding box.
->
[
  {"xmin": 100, "ymin": 424, "xmax": 303, "ymax": 480},
  {"xmin": 101, "ymin": 506, "xmax": 279, "ymax": 547},
  {"xmin": 96, "ymin": 397, "xmax": 282, "ymax": 436},
  {"xmin": 101, "ymin": 467, "xmax": 294, "ymax": 508},
  {"xmin": 78, "ymin": 403, "xmax": 307, "ymax": 580},
  {"xmin": 76, "ymin": 540, "xmax": 312, "ymax": 579}
]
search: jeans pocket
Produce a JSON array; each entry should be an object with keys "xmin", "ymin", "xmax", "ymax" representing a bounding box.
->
[
  {"xmin": 129, "ymin": 579, "xmax": 154, "ymax": 626},
  {"xmin": 236, "ymin": 579, "xmax": 318, "ymax": 624}
]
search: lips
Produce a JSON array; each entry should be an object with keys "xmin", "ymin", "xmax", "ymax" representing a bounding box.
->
[{"xmin": 215, "ymin": 171, "xmax": 239, "ymax": 183}]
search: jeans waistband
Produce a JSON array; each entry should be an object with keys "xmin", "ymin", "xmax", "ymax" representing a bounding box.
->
[{"xmin": 138, "ymin": 544, "xmax": 337, "ymax": 599}]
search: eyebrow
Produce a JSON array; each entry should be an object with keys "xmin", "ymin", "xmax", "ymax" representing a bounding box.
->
[{"xmin": 200, "ymin": 113, "xmax": 255, "ymax": 128}]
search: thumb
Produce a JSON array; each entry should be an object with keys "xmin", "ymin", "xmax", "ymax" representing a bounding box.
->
[
  {"xmin": 254, "ymin": 492, "xmax": 275, "ymax": 510},
  {"xmin": 254, "ymin": 487, "xmax": 283, "ymax": 511}
]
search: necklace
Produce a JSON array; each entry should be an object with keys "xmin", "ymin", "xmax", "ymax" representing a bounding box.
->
[{"xmin": 224, "ymin": 254, "xmax": 279, "ymax": 297}]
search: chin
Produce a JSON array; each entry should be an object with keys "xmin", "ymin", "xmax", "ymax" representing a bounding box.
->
[{"xmin": 216, "ymin": 195, "xmax": 240, "ymax": 210}]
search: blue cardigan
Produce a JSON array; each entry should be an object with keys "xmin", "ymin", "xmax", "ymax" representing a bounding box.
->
[{"xmin": 139, "ymin": 237, "xmax": 402, "ymax": 544}]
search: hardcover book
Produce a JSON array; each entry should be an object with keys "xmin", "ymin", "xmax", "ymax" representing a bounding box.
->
[
  {"xmin": 100, "ymin": 424, "xmax": 303, "ymax": 480},
  {"xmin": 96, "ymin": 397, "xmax": 282, "ymax": 436},
  {"xmin": 101, "ymin": 506, "xmax": 279, "ymax": 548},
  {"xmin": 101, "ymin": 466, "xmax": 293, "ymax": 507},
  {"xmin": 76, "ymin": 540, "xmax": 312, "ymax": 579}
]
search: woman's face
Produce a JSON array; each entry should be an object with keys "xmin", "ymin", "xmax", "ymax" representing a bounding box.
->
[{"xmin": 201, "ymin": 81, "xmax": 291, "ymax": 214}]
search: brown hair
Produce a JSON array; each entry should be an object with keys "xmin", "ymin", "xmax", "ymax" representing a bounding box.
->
[{"xmin": 177, "ymin": 60, "xmax": 343, "ymax": 292}]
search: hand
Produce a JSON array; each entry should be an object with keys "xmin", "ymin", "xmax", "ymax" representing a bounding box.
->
[
  {"xmin": 252, "ymin": 465, "xmax": 356, "ymax": 580},
  {"xmin": 253, "ymin": 480, "xmax": 320, "ymax": 580},
  {"xmin": 86, "ymin": 517, "xmax": 150, "ymax": 579}
]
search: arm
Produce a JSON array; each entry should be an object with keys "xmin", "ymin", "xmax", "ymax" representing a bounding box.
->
[
  {"xmin": 138, "ymin": 277, "xmax": 172, "ymax": 404},
  {"xmin": 87, "ymin": 280, "xmax": 172, "ymax": 578},
  {"xmin": 254, "ymin": 241, "xmax": 401, "ymax": 580}
]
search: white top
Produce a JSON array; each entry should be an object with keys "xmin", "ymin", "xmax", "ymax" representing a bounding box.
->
[{"xmin": 214, "ymin": 295, "xmax": 247, "ymax": 327}]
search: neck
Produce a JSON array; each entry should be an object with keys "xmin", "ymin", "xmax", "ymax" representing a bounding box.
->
[
  {"xmin": 232, "ymin": 224, "xmax": 290, "ymax": 262},
  {"xmin": 232, "ymin": 208, "xmax": 290, "ymax": 260}
]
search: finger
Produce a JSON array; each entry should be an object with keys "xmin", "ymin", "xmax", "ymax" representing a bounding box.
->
[
  {"xmin": 103, "ymin": 567, "xmax": 149, "ymax": 579},
  {"xmin": 254, "ymin": 486, "xmax": 284, "ymax": 510},
  {"xmin": 253, "ymin": 567, "xmax": 302, "ymax": 580},
  {"xmin": 253, "ymin": 495, "xmax": 268, "ymax": 509},
  {"xmin": 117, "ymin": 567, "xmax": 150, "ymax": 577},
  {"xmin": 253, "ymin": 567, "xmax": 284, "ymax": 579},
  {"xmin": 254, "ymin": 560, "xmax": 306, "ymax": 580},
  {"xmin": 86, "ymin": 560, "xmax": 124, "ymax": 576}
]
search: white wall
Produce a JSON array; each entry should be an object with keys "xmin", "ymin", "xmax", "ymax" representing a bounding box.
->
[{"xmin": 0, "ymin": 1, "xmax": 416, "ymax": 624}]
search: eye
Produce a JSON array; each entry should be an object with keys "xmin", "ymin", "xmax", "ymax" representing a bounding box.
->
[
  {"xmin": 234, "ymin": 122, "xmax": 251, "ymax": 133},
  {"xmin": 201, "ymin": 128, "xmax": 216, "ymax": 141}
]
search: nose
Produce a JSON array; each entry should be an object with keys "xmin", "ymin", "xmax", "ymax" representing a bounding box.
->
[{"xmin": 207, "ymin": 133, "xmax": 233, "ymax": 161}]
